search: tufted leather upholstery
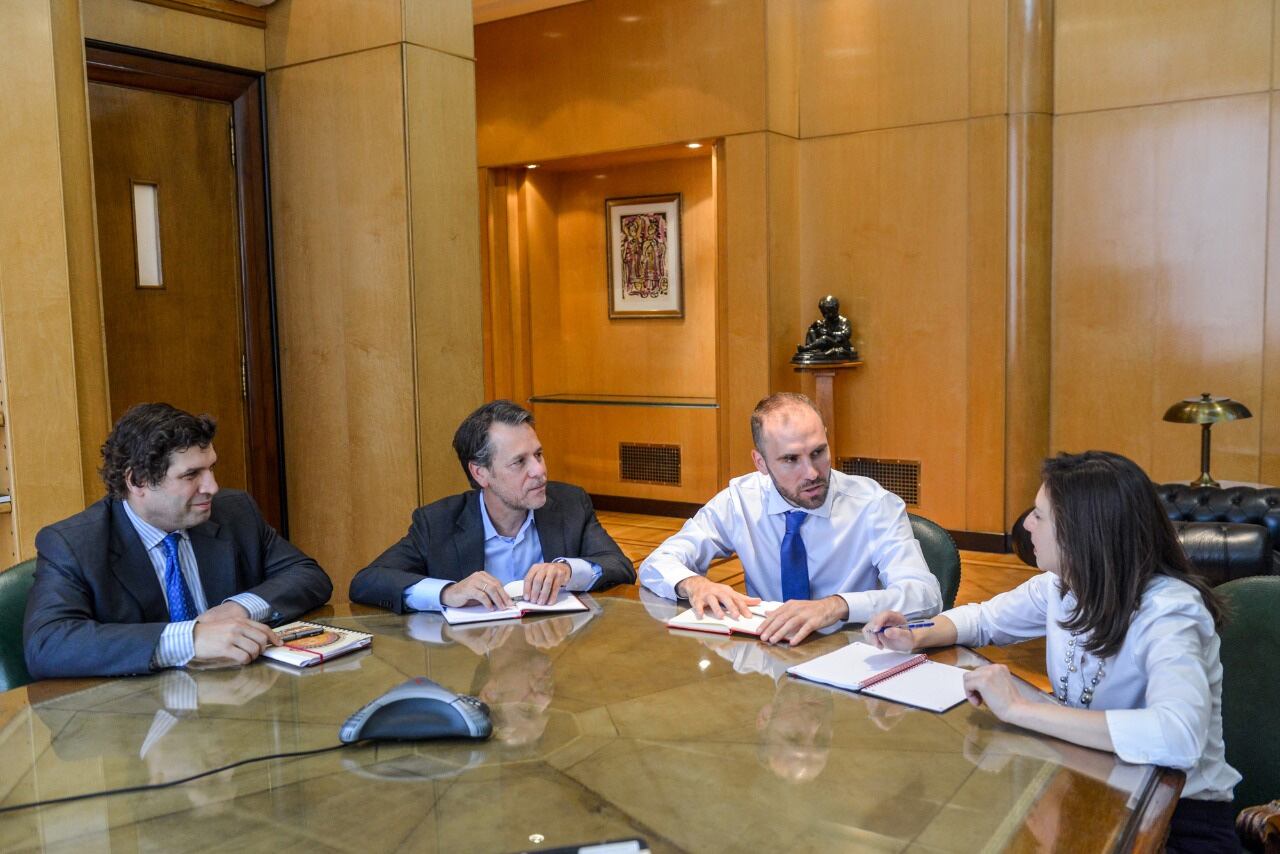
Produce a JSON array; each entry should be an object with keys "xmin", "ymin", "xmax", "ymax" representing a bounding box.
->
[
  {"xmin": 1010, "ymin": 507, "xmax": 1275, "ymax": 585},
  {"xmin": 1157, "ymin": 484, "xmax": 1280, "ymax": 550}
]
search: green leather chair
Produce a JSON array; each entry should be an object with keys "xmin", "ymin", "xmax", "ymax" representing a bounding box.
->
[
  {"xmin": 0, "ymin": 558, "xmax": 36, "ymax": 693},
  {"xmin": 908, "ymin": 513, "xmax": 961, "ymax": 610},
  {"xmin": 1217, "ymin": 577, "xmax": 1280, "ymax": 814}
]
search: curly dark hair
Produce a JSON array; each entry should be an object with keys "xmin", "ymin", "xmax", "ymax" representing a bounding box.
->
[{"xmin": 99, "ymin": 403, "xmax": 217, "ymax": 498}]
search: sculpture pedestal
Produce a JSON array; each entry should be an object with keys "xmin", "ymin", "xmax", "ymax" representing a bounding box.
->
[{"xmin": 792, "ymin": 360, "xmax": 863, "ymax": 457}]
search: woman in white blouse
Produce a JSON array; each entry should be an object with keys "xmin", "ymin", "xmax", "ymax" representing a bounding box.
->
[{"xmin": 864, "ymin": 450, "xmax": 1240, "ymax": 852}]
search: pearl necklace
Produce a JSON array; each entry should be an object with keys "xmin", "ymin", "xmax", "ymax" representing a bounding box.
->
[{"xmin": 1057, "ymin": 632, "xmax": 1106, "ymax": 708}]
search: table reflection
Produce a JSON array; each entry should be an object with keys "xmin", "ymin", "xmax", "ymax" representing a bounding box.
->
[{"xmin": 0, "ymin": 598, "xmax": 1168, "ymax": 853}]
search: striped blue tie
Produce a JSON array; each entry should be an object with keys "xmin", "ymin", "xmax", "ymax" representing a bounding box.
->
[
  {"xmin": 161, "ymin": 532, "xmax": 197, "ymax": 622},
  {"xmin": 780, "ymin": 510, "xmax": 811, "ymax": 601}
]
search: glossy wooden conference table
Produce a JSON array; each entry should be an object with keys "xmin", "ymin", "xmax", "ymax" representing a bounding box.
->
[{"xmin": 0, "ymin": 596, "xmax": 1180, "ymax": 853}]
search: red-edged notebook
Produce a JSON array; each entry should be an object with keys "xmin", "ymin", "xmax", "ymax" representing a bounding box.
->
[
  {"xmin": 786, "ymin": 641, "xmax": 967, "ymax": 713},
  {"xmin": 665, "ymin": 602, "xmax": 782, "ymax": 637}
]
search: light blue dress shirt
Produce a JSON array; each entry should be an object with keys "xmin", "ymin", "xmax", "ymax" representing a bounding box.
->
[
  {"xmin": 120, "ymin": 500, "xmax": 271, "ymax": 669},
  {"xmin": 403, "ymin": 492, "xmax": 602, "ymax": 612}
]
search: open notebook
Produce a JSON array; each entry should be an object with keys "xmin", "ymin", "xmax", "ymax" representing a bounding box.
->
[
  {"xmin": 665, "ymin": 602, "xmax": 783, "ymax": 637},
  {"xmin": 260, "ymin": 621, "xmax": 373, "ymax": 668},
  {"xmin": 442, "ymin": 579, "xmax": 588, "ymax": 626},
  {"xmin": 786, "ymin": 641, "xmax": 968, "ymax": 713}
]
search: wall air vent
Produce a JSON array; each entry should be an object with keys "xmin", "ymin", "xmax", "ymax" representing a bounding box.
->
[
  {"xmin": 837, "ymin": 457, "xmax": 921, "ymax": 506},
  {"xmin": 619, "ymin": 442, "xmax": 681, "ymax": 486}
]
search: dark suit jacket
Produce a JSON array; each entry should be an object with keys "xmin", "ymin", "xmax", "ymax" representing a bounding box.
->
[
  {"xmin": 23, "ymin": 489, "xmax": 332, "ymax": 680},
  {"xmin": 348, "ymin": 482, "xmax": 634, "ymax": 613}
]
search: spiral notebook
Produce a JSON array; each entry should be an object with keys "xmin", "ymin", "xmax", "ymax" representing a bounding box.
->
[{"xmin": 786, "ymin": 641, "xmax": 968, "ymax": 713}]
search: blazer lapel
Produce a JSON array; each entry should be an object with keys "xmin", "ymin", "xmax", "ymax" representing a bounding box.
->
[
  {"xmin": 534, "ymin": 490, "xmax": 567, "ymax": 562},
  {"xmin": 188, "ymin": 517, "xmax": 237, "ymax": 606},
  {"xmin": 108, "ymin": 499, "xmax": 169, "ymax": 621},
  {"xmin": 454, "ymin": 492, "xmax": 486, "ymax": 577}
]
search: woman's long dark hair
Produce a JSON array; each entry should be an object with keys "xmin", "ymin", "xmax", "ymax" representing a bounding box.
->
[{"xmin": 1042, "ymin": 451, "xmax": 1224, "ymax": 659}]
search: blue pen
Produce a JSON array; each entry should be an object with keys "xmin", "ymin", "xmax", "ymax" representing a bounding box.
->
[{"xmin": 873, "ymin": 621, "xmax": 934, "ymax": 633}]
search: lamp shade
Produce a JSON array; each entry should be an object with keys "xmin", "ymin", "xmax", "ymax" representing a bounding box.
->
[{"xmin": 1162, "ymin": 393, "xmax": 1252, "ymax": 425}]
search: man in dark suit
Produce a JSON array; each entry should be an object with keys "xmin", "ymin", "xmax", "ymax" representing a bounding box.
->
[
  {"xmin": 350, "ymin": 400, "xmax": 633, "ymax": 613},
  {"xmin": 23, "ymin": 403, "xmax": 332, "ymax": 680}
]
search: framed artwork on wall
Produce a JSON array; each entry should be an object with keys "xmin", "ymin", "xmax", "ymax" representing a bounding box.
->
[{"xmin": 606, "ymin": 193, "xmax": 683, "ymax": 318}]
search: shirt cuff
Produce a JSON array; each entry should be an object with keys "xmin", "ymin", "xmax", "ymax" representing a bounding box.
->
[
  {"xmin": 644, "ymin": 565, "xmax": 700, "ymax": 600},
  {"xmin": 152, "ymin": 620, "xmax": 197, "ymax": 669},
  {"xmin": 405, "ymin": 576, "xmax": 453, "ymax": 612},
  {"xmin": 940, "ymin": 604, "xmax": 982, "ymax": 647},
  {"xmin": 226, "ymin": 592, "xmax": 271, "ymax": 623},
  {"xmin": 553, "ymin": 557, "xmax": 601, "ymax": 590}
]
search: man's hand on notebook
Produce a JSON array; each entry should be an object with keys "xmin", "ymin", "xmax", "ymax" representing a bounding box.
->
[
  {"xmin": 191, "ymin": 617, "xmax": 280, "ymax": 666},
  {"xmin": 756, "ymin": 595, "xmax": 849, "ymax": 646},
  {"xmin": 441, "ymin": 571, "xmax": 516, "ymax": 610},
  {"xmin": 676, "ymin": 576, "xmax": 760, "ymax": 620},
  {"xmin": 523, "ymin": 562, "xmax": 571, "ymax": 605}
]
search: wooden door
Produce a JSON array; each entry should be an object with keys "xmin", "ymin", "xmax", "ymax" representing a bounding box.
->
[
  {"xmin": 84, "ymin": 45, "xmax": 286, "ymax": 532},
  {"xmin": 89, "ymin": 82, "xmax": 250, "ymax": 491}
]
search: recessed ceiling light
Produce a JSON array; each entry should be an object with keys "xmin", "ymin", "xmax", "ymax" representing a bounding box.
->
[
  {"xmin": 686, "ymin": 142, "xmax": 703, "ymax": 149},
  {"xmin": 526, "ymin": 164, "xmax": 539, "ymax": 169}
]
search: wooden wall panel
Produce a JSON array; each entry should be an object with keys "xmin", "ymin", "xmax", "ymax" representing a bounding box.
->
[
  {"xmin": 796, "ymin": 0, "xmax": 971, "ymax": 137},
  {"xmin": 404, "ymin": 0, "xmax": 474, "ymax": 58},
  {"xmin": 1005, "ymin": 113, "xmax": 1052, "ymax": 520},
  {"xmin": 405, "ymin": 45, "xmax": 484, "ymax": 503},
  {"xmin": 1052, "ymin": 95, "xmax": 1268, "ymax": 483},
  {"xmin": 82, "ymin": 0, "xmax": 265, "ymax": 71},
  {"xmin": 796, "ymin": 122, "xmax": 972, "ymax": 528},
  {"xmin": 966, "ymin": 115, "xmax": 1008, "ymax": 533},
  {"xmin": 267, "ymin": 46, "xmax": 419, "ymax": 588},
  {"xmin": 526, "ymin": 156, "xmax": 717, "ymax": 399},
  {"xmin": 265, "ymin": 0, "xmax": 400, "ymax": 69},
  {"xmin": 969, "ymin": 0, "xmax": 1008, "ymax": 118},
  {"xmin": 1054, "ymin": 0, "xmax": 1271, "ymax": 115},
  {"xmin": 532, "ymin": 403, "xmax": 720, "ymax": 502},
  {"xmin": 474, "ymin": 0, "xmax": 767, "ymax": 166},
  {"xmin": 1266, "ymin": 92, "xmax": 1280, "ymax": 486},
  {"xmin": 766, "ymin": 133, "xmax": 800, "ymax": 400},
  {"xmin": 52, "ymin": 0, "xmax": 111, "ymax": 506},
  {"xmin": 722, "ymin": 134, "xmax": 771, "ymax": 478},
  {"xmin": 765, "ymin": 0, "xmax": 799, "ymax": 138},
  {"xmin": 0, "ymin": 0, "xmax": 90, "ymax": 557}
]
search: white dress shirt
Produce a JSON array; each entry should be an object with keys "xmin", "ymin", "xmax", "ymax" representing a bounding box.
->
[
  {"xmin": 638, "ymin": 470, "xmax": 941, "ymax": 623},
  {"xmin": 121, "ymin": 500, "xmax": 270, "ymax": 669},
  {"xmin": 945, "ymin": 571, "xmax": 1240, "ymax": 801}
]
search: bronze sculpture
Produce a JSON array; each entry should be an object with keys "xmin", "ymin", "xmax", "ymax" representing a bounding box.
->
[{"xmin": 793, "ymin": 295, "xmax": 857, "ymax": 364}]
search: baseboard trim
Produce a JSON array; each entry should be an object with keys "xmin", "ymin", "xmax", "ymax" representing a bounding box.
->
[
  {"xmin": 589, "ymin": 494, "xmax": 702, "ymax": 519},
  {"xmin": 948, "ymin": 530, "xmax": 1008, "ymax": 553}
]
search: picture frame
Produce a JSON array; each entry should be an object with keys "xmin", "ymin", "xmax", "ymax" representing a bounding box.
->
[{"xmin": 605, "ymin": 193, "xmax": 683, "ymax": 318}]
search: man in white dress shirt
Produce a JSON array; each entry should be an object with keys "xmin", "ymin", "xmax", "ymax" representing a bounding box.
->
[{"xmin": 639, "ymin": 393, "xmax": 940, "ymax": 645}]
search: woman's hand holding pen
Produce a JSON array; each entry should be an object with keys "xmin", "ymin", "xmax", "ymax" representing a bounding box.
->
[
  {"xmin": 862, "ymin": 611, "xmax": 920, "ymax": 651},
  {"xmin": 862, "ymin": 611, "xmax": 958, "ymax": 652}
]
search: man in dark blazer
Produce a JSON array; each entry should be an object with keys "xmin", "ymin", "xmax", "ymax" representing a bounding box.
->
[
  {"xmin": 24, "ymin": 403, "xmax": 332, "ymax": 680},
  {"xmin": 350, "ymin": 400, "xmax": 633, "ymax": 613}
]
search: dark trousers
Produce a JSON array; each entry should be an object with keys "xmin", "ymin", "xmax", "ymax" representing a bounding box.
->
[{"xmin": 1165, "ymin": 797, "xmax": 1240, "ymax": 853}]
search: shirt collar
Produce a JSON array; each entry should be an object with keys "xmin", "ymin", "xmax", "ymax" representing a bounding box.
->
[
  {"xmin": 762, "ymin": 470, "xmax": 836, "ymax": 520},
  {"xmin": 120, "ymin": 499, "xmax": 190, "ymax": 551},
  {"xmin": 477, "ymin": 491, "xmax": 535, "ymax": 543}
]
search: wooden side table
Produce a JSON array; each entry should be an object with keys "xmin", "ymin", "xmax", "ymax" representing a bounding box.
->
[{"xmin": 792, "ymin": 360, "xmax": 863, "ymax": 456}]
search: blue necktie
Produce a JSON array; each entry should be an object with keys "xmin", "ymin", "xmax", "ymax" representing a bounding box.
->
[
  {"xmin": 161, "ymin": 532, "xmax": 198, "ymax": 622},
  {"xmin": 780, "ymin": 510, "xmax": 811, "ymax": 601}
]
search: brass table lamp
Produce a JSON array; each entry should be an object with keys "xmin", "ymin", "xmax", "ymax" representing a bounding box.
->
[{"xmin": 1162, "ymin": 393, "xmax": 1252, "ymax": 488}]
